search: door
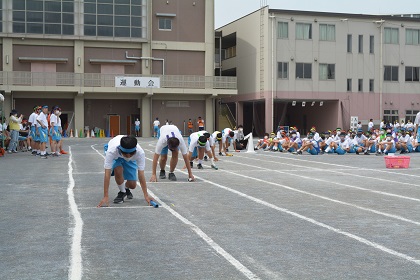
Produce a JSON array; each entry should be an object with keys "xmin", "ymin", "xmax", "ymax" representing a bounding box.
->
[
  {"xmin": 126, "ymin": 116, "xmax": 132, "ymax": 136},
  {"xmin": 109, "ymin": 115, "xmax": 120, "ymax": 136}
]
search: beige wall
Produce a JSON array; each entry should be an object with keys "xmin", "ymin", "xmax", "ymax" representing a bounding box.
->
[
  {"xmin": 152, "ymin": 0, "xmax": 205, "ymax": 43},
  {"xmin": 152, "ymin": 50, "xmax": 205, "ymax": 75},
  {"xmin": 84, "ymin": 47, "xmax": 142, "ymax": 74}
]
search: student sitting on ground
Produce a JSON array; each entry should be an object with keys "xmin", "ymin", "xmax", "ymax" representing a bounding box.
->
[
  {"xmin": 376, "ymin": 132, "xmax": 396, "ymax": 155},
  {"xmin": 293, "ymin": 132, "xmax": 319, "ymax": 155},
  {"xmin": 254, "ymin": 133, "xmax": 270, "ymax": 150}
]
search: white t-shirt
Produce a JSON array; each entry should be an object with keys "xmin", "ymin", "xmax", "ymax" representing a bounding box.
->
[
  {"xmin": 104, "ymin": 135, "xmax": 145, "ymax": 171},
  {"xmin": 50, "ymin": 114, "xmax": 61, "ymax": 127},
  {"xmin": 399, "ymin": 134, "xmax": 411, "ymax": 143},
  {"xmin": 188, "ymin": 132, "xmax": 211, "ymax": 152},
  {"xmin": 36, "ymin": 112, "xmax": 48, "ymax": 128},
  {"xmin": 354, "ymin": 134, "xmax": 367, "ymax": 145},
  {"xmin": 135, "ymin": 120, "xmax": 140, "ymax": 126},
  {"xmin": 414, "ymin": 112, "xmax": 420, "ymax": 125},
  {"xmin": 28, "ymin": 112, "xmax": 38, "ymax": 127},
  {"xmin": 155, "ymin": 125, "xmax": 187, "ymax": 155},
  {"xmin": 210, "ymin": 131, "xmax": 220, "ymax": 146},
  {"xmin": 153, "ymin": 120, "xmax": 160, "ymax": 127},
  {"xmin": 338, "ymin": 139, "xmax": 350, "ymax": 149},
  {"xmin": 368, "ymin": 121, "xmax": 374, "ymax": 130},
  {"xmin": 221, "ymin": 128, "xmax": 233, "ymax": 142}
]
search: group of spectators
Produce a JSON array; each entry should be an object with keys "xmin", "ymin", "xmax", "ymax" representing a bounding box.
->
[
  {"xmin": 0, "ymin": 105, "xmax": 67, "ymax": 158},
  {"xmin": 254, "ymin": 113, "xmax": 420, "ymax": 156}
]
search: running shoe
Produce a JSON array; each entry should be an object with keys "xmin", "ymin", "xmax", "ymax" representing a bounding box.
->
[
  {"xmin": 159, "ymin": 170, "xmax": 166, "ymax": 179},
  {"xmin": 126, "ymin": 188, "xmax": 133, "ymax": 199},
  {"xmin": 197, "ymin": 163, "xmax": 203, "ymax": 169},
  {"xmin": 113, "ymin": 191, "xmax": 126, "ymax": 203},
  {"xmin": 168, "ymin": 172, "xmax": 177, "ymax": 181}
]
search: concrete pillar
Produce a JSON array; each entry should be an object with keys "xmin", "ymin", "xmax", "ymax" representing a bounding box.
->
[
  {"xmin": 237, "ymin": 101, "xmax": 244, "ymax": 126},
  {"xmin": 205, "ymin": 97, "xmax": 214, "ymax": 132},
  {"xmin": 2, "ymin": 91, "xmax": 12, "ymax": 118},
  {"xmin": 141, "ymin": 97, "xmax": 151, "ymax": 137},
  {"xmin": 2, "ymin": 38, "xmax": 13, "ymax": 72},
  {"xmin": 204, "ymin": 0, "xmax": 215, "ymax": 76},
  {"xmin": 74, "ymin": 95, "xmax": 85, "ymax": 135},
  {"xmin": 265, "ymin": 97, "xmax": 273, "ymax": 133},
  {"xmin": 74, "ymin": 41, "xmax": 84, "ymax": 74}
]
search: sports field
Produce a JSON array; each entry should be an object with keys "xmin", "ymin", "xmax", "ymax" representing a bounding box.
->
[{"xmin": 1, "ymin": 137, "xmax": 420, "ymax": 279}]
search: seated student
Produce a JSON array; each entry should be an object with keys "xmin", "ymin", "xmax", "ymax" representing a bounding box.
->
[
  {"xmin": 353, "ymin": 129, "xmax": 368, "ymax": 155},
  {"xmin": 283, "ymin": 130, "xmax": 301, "ymax": 153},
  {"xmin": 318, "ymin": 131, "xmax": 331, "ymax": 154},
  {"xmin": 254, "ymin": 133, "xmax": 270, "ymax": 150},
  {"xmin": 397, "ymin": 129, "xmax": 413, "ymax": 154},
  {"xmin": 187, "ymin": 131, "xmax": 217, "ymax": 170},
  {"xmin": 0, "ymin": 119, "xmax": 11, "ymax": 149},
  {"xmin": 271, "ymin": 130, "xmax": 287, "ymax": 152},
  {"xmin": 365, "ymin": 132, "xmax": 378, "ymax": 154},
  {"xmin": 263, "ymin": 132, "xmax": 277, "ymax": 151},
  {"xmin": 19, "ymin": 119, "xmax": 30, "ymax": 151},
  {"xmin": 233, "ymin": 125, "xmax": 247, "ymax": 151},
  {"xmin": 376, "ymin": 132, "xmax": 396, "ymax": 155},
  {"xmin": 294, "ymin": 132, "xmax": 319, "ymax": 155},
  {"xmin": 328, "ymin": 132, "xmax": 349, "ymax": 155}
]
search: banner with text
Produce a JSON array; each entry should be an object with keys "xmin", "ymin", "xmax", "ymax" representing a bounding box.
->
[{"xmin": 115, "ymin": 77, "xmax": 160, "ymax": 88}]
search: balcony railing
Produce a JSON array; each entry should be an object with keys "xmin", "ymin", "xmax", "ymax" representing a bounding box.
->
[{"xmin": 0, "ymin": 71, "xmax": 237, "ymax": 90}]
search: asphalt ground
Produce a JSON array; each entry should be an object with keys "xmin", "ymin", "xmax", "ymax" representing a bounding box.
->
[{"xmin": 1, "ymin": 137, "xmax": 420, "ymax": 280}]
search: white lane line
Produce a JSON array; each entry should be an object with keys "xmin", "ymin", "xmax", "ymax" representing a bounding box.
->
[
  {"xmin": 224, "ymin": 156, "xmax": 420, "ymax": 203},
  {"xmin": 235, "ymin": 153, "xmax": 420, "ymax": 189},
  {"xmin": 216, "ymin": 160, "xmax": 420, "ymax": 226},
  {"xmin": 79, "ymin": 206, "xmax": 151, "ymax": 209},
  {"xmin": 257, "ymin": 152, "xmax": 420, "ymax": 179},
  {"xmin": 91, "ymin": 145, "xmax": 261, "ymax": 280},
  {"xmin": 67, "ymin": 147, "xmax": 84, "ymax": 280},
  {"xmin": 140, "ymin": 147, "xmax": 420, "ymax": 266}
]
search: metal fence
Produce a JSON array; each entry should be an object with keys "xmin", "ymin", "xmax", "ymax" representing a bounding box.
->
[{"xmin": 0, "ymin": 71, "xmax": 237, "ymax": 90}]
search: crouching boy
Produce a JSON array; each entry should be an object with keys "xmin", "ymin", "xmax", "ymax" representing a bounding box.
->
[{"xmin": 98, "ymin": 135, "xmax": 155, "ymax": 207}]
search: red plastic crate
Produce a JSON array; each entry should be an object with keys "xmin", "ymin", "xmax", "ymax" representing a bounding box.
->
[{"xmin": 384, "ymin": 156, "xmax": 410, "ymax": 169}]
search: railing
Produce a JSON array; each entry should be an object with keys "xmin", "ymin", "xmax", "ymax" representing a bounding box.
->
[
  {"xmin": 220, "ymin": 103, "xmax": 236, "ymax": 129},
  {"xmin": 0, "ymin": 71, "xmax": 237, "ymax": 90}
]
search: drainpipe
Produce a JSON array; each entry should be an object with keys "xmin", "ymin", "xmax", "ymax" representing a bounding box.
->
[
  {"xmin": 125, "ymin": 51, "xmax": 165, "ymax": 75},
  {"xmin": 375, "ymin": 20, "xmax": 385, "ymax": 122}
]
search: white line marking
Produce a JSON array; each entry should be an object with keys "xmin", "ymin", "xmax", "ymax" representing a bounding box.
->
[
  {"xmin": 79, "ymin": 206, "xmax": 151, "ymax": 209},
  {"xmin": 258, "ymin": 152, "xmax": 420, "ymax": 179},
  {"xmin": 140, "ymin": 147, "xmax": 420, "ymax": 266},
  {"xmin": 224, "ymin": 156, "xmax": 420, "ymax": 203},
  {"xmin": 67, "ymin": 147, "xmax": 83, "ymax": 280},
  {"xmin": 235, "ymin": 153, "xmax": 420, "ymax": 189},
  {"xmin": 217, "ymin": 161, "xmax": 420, "ymax": 226},
  {"xmin": 91, "ymin": 145, "xmax": 260, "ymax": 280}
]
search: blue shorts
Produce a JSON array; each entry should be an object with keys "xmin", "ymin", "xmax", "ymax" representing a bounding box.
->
[
  {"xmin": 51, "ymin": 126, "xmax": 61, "ymax": 142},
  {"xmin": 38, "ymin": 127, "xmax": 48, "ymax": 143},
  {"xmin": 335, "ymin": 147, "xmax": 346, "ymax": 155},
  {"xmin": 30, "ymin": 126, "xmax": 36, "ymax": 139},
  {"xmin": 135, "ymin": 125, "xmax": 140, "ymax": 131},
  {"xmin": 154, "ymin": 126, "xmax": 159, "ymax": 133},
  {"xmin": 111, "ymin": 158, "xmax": 138, "ymax": 181},
  {"xmin": 306, "ymin": 147, "xmax": 318, "ymax": 155}
]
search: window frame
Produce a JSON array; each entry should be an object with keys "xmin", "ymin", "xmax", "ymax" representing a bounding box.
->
[
  {"xmin": 369, "ymin": 79, "xmax": 374, "ymax": 92},
  {"xmin": 277, "ymin": 22, "xmax": 288, "ymax": 39},
  {"xmin": 319, "ymin": 63, "xmax": 335, "ymax": 80},
  {"xmin": 277, "ymin": 62, "xmax": 289, "ymax": 79},
  {"xmin": 358, "ymin": 79, "xmax": 363, "ymax": 92},
  {"xmin": 296, "ymin": 23, "xmax": 312, "ymax": 40},
  {"xmin": 347, "ymin": 34, "xmax": 352, "ymax": 53},
  {"xmin": 406, "ymin": 28, "xmax": 420, "ymax": 45},
  {"xmin": 347, "ymin": 78, "xmax": 352, "ymax": 92},
  {"xmin": 405, "ymin": 66, "xmax": 420, "ymax": 82},
  {"xmin": 158, "ymin": 18, "xmax": 172, "ymax": 31},
  {"xmin": 358, "ymin": 34, "xmax": 363, "ymax": 53},
  {"xmin": 295, "ymin": 63, "xmax": 312, "ymax": 79},
  {"xmin": 369, "ymin": 35, "xmax": 374, "ymax": 54},
  {"xmin": 384, "ymin": 27, "xmax": 399, "ymax": 44},
  {"xmin": 319, "ymin": 24, "xmax": 335, "ymax": 41},
  {"xmin": 384, "ymin": 65, "xmax": 399, "ymax": 82}
]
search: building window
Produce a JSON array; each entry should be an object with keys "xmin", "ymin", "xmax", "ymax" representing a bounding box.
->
[
  {"xmin": 319, "ymin": 24, "xmax": 335, "ymax": 41},
  {"xmin": 406, "ymin": 110, "xmax": 419, "ymax": 123},
  {"xmin": 347, "ymin": 79, "xmax": 352, "ymax": 92},
  {"xmin": 319, "ymin": 64, "xmax": 335, "ymax": 80},
  {"xmin": 384, "ymin": 27, "xmax": 399, "ymax": 44},
  {"xmin": 369, "ymin": 35, "xmax": 374, "ymax": 54},
  {"xmin": 12, "ymin": 0, "xmax": 74, "ymax": 35},
  {"xmin": 358, "ymin": 79, "xmax": 363, "ymax": 92},
  {"xmin": 296, "ymin": 23, "xmax": 312, "ymax": 40},
  {"xmin": 358, "ymin": 35, "xmax": 363, "ymax": 53},
  {"xmin": 224, "ymin": 46, "xmax": 236, "ymax": 59},
  {"xmin": 383, "ymin": 110, "xmax": 399, "ymax": 124},
  {"xmin": 296, "ymin": 63, "xmax": 312, "ymax": 79},
  {"xmin": 277, "ymin": 62, "xmax": 288, "ymax": 79},
  {"xmin": 277, "ymin": 22, "xmax": 288, "ymax": 39},
  {"xmin": 84, "ymin": 0, "xmax": 145, "ymax": 38},
  {"xmin": 369, "ymin": 79, "xmax": 374, "ymax": 92},
  {"xmin": 347, "ymin": 34, "xmax": 352, "ymax": 53},
  {"xmin": 406, "ymin": 29, "xmax": 420, "ymax": 45},
  {"xmin": 384, "ymin": 66, "xmax": 399, "ymax": 82},
  {"xmin": 158, "ymin": 18, "xmax": 172, "ymax": 30},
  {"xmin": 405, "ymin": 66, "xmax": 420, "ymax": 82}
]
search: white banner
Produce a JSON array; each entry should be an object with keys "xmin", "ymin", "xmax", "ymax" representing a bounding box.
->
[{"xmin": 115, "ymin": 77, "xmax": 160, "ymax": 88}]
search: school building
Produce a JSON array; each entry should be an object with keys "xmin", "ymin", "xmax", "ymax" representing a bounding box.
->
[
  {"xmin": 0, "ymin": 0, "xmax": 237, "ymax": 137},
  {"xmin": 216, "ymin": 7, "xmax": 420, "ymax": 136}
]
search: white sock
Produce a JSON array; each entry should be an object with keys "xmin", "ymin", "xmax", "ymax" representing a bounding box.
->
[
  {"xmin": 118, "ymin": 182, "xmax": 126, "ymax": 192},
  {"xmin": 378, "ymin": 148, "xmax": 381, "ymax": 153},
  {"xmin": 211, "ymin": 158, "xmax": 215, "ymax": 165},
  {"xmin": 325, "ymin": 146, "xmax": 331, "ymax": 153},
  {"xmin": 198, "ymin": 159, "xmax": 203, "ymax": 164}
]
